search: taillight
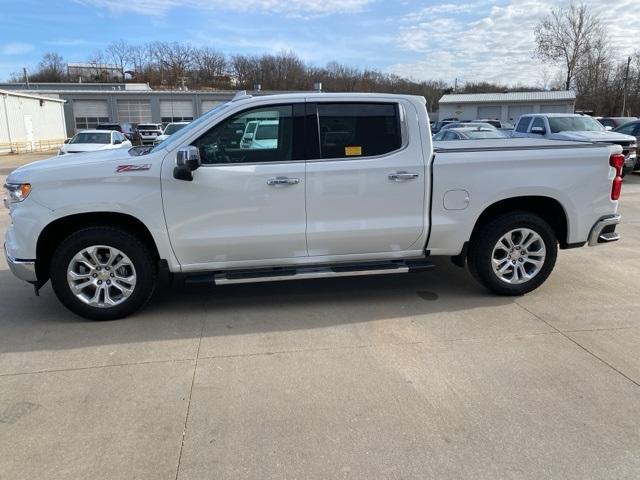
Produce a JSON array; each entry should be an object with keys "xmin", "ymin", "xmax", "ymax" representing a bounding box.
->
[{"xmin": 610, "ymin": 153, "xmax": 625, "ymax": 201}]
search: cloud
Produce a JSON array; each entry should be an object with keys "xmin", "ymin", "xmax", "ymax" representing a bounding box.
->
[
  {"xmin": 391, "ymin": 0, "xmax": 640, "ymax": 86},
  {"xmin": 1, "ymin": 42, "xmax": 34, "ymax": 55},
  {"xmin": 75, "ymin": 0, "xmax": 373, "ymax": 17}
]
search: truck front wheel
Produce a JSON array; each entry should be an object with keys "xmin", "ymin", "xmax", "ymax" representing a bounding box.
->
[
  {"xmin": 50, "ymin": 227, "xmax": 157, "ymax": 320},
  {"xmin": 467, "ymin": 212, "xmax": 558, "ymax": 296}
]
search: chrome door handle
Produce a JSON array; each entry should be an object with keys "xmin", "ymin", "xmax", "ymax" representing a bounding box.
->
[
  {"xmin": 388, "ymin": 171, "xmax": 419, "ymax": 181},
  {"xmin": 267, "ymin": 176, "xmax": 300, "ymax": 186}
]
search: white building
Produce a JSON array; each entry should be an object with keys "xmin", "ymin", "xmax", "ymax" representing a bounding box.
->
[
  {"xmin": 0, "ymin": 89, "xmax": 67, "ymax": 154},
  {"xmin": 67, "ymin": 63, "xmax": 123, "ymax": 82},
  {"xmin": 438, "ymin": 91, "xmax": 576, "ymax": 124}
]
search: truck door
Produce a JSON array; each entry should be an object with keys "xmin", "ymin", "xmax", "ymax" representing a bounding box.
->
[
  {"xmin": 162, "ymin": 103, "xmax": 308, "ymax": 269},
  {"xmin": 305, "ymin": 101, "xmax": 426, "ymax": 256}
]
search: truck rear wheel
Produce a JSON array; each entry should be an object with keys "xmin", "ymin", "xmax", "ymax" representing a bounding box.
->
[
  {"xmin": 50, "ymin": 227, "xmax": 157, "ymax": 320},
  {"xmin": 467, "ymin": 212, "xmax": 558, "ymax": 296}
]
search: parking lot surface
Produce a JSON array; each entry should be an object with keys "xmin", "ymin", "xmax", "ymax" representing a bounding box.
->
[{"xmin": 1, "ymin": 153, "xmax": 639, "ymax": 479}]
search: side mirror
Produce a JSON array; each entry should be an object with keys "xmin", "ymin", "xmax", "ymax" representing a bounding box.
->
[
  {"xmin": 604, "ymin": 126, "xmax": 613, "ymax": 131},
  {"xmin": 174, "ymin": 146, "xmax": 201, "ymax": 181},
  {"xmin": 530, "ymin": 126, "xmax": 546, "ymax": 135},
  {"xmin": 113, "ymin": 139, "xmax": 123, "ymax": 145},
  {"xmin": 244, "ymin": 133, "xmax": 254, "ymax": 140},
  {"xmin": 64, "ymin": 138, "xmax": 70, "ymax": 144}
]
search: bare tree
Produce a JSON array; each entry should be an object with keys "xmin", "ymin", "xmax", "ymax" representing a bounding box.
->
[
  {"xmin": 30, "ymin": 52, "xmax": 66, "ymax": 82},
  {"xmin": 534, "ymin": 2, "xmax": 603, "ymax": 90},
  {"xmin": 193, "ymin": 47, "xmax": 228, "ymax": 87},
  {"xmin": 105, "ymin": 39, "xmax": 131, "ymax": 81}
]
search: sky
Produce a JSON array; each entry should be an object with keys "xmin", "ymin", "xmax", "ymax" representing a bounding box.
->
[{"xmin": 0, "ymin": 0, "xmax": 638, "ymax": 87}]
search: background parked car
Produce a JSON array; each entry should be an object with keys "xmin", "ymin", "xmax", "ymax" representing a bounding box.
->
[
  {"xmin": 137, "ymin": 123, "xmax": 164, "ymax": 145},
  {"xmin": 512, "ymin": 113, "xmax": 638, "ymax": 176},
  {"xmin": 96, "ymin": 123, "xmax": 142, "ymax": 145},
  {"xmin": 614, "ymin": 120, "xmax": 640, "ymax": 172},
  {"xmin": 241, "ymin": 120, "xmax": 279, "ymax": 149},
  {"xmin": 153, "ymin": 121, "xmax": 190, "ymax": 145},
  {"xmin": 433, "ymin": 127, "xmax": 506, "ymax": 141},
  {"xmin": 58, "ymin": 130, "xmax": 131, "ymax": 155},
  {"xmin": 431, "ymin": 118, "xmax": 459, "ymax": 134},
  {"xmin": 598, "ymin": 117, "xmax": 638, "ymax": 130},
  {"xmin": 436, "ymin": 121, "xmax": 498, "ymax": 134},
  {"xmin": 475, "ymin": 119, "xmax": 514, "ymax": 129}
]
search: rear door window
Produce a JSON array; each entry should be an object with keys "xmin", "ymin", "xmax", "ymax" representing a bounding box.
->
[{"xmin": 317, "ymin": 103, "xmax": 401, "ymax": 159}]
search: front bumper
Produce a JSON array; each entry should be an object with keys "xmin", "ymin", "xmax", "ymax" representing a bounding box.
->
[
  {"xmin": 588, "ymin": 214, "xmax": 621, "ymax": 246},
  {"xmin": 4, "ymin": 243, "xmax": 37, "ymax": 282}
]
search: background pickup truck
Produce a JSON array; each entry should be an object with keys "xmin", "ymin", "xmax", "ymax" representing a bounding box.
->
[
  {"xmin": 3, "ymin": 93, "xmax": 624, "ymax": 320},
  {"xmin": 511, "ymin": 113, "xmax": 637, "ymax": 175}
]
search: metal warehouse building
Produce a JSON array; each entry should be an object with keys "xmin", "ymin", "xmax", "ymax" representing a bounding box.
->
[
  {"xmin": 0, "ymin": 83, "xmax": 237, "ymax": 138},
  {"xmin": 438, "ymin": 91, "xmax": 576, "ymax": 124},
  {"xmin": 1, "ymin": 89, "xmax": 67, "ymax": 154}
]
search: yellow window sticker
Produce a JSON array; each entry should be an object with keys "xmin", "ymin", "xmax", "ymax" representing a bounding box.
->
[{"xmin": 345, "ymin": 146, "xmax": 362, "ymax": 156}]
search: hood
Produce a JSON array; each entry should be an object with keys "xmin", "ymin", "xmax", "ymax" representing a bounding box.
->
[
  {"xmin": 552, "ymin": 130, "xmax": 636, "ymax": 143},
  {"xmin": 154, "ymin": 134, "xmax": 169, "ymax": 142},
  {"xmin": 7, "ymin": 148, "xmax": 137, "ymax": 183}
]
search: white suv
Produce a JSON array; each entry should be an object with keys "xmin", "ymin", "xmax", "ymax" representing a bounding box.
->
[{"xmin": 137, "ymin": 123, "xmax": 164, "ymax": 145}]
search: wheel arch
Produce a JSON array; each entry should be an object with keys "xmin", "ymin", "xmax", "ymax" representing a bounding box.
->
[
  {"xmin": 36, "ymin": 212, "xmax": 161, "ymax": 284},
  {"xmin": 470, "ymin": 196, "xmax": 570, "ymax": 249}
]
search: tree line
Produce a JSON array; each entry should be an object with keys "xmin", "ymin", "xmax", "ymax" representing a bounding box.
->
[
  {"xmin": 11, "ymin": 44, "xmax": 452, "ymax": 113},
  {"xmin": 10, "ymin": 2, "xmax": 640, "ymax": 117}
]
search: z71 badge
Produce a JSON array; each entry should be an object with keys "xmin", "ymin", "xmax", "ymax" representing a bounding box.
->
[{"xmin": 116, "ymin": 164, "xmax": 152, "ymax": 173}]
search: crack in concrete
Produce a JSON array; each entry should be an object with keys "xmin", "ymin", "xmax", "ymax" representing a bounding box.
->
[{"xmin": 515, "ymin": 300, "xmax": 640, "ymax": 389}]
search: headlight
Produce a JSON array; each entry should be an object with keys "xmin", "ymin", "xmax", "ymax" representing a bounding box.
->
[{"xmin": 3, "ymin": 183, "xmax": 32, "ymax": 207}]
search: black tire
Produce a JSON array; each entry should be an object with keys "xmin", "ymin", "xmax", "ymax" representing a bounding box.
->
[
  {"xmin": 467, "ymin": 211, "xmax": 558, "ymax": 296},
  {"xmin": 50, "ymin": 227, "xmax": 157, "ymax": 320}
]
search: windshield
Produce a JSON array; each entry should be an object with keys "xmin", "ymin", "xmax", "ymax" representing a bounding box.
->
[
  {"xmin": 164, "ymin": 123, "xmax": 188, "ymax": 135},
  {"xmin": 150, "ymin": 102, "xmax": 231, "ymax": 153},
  {"xmin": 138, "ymin": 124, "xmax": 160, "ymax": 130},
  {"xmin": 71, "ymin": 132, "xmax": 111, "ymax": 144},
  {"xmin": 548, "ymin": 116, "xmax": 604, "ymax": 133}
]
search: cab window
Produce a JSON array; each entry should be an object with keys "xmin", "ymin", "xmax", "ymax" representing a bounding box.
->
[
  {"xmin": 193, "ymin": 105, "xmax": 294, "ymax": 164},
  {"xmin": 317, "ymin": 103, "xmax": 401, "ymax": 159}
]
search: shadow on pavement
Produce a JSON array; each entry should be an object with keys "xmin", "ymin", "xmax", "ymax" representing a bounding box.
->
[{"xmin": 0, "ymin": 257, "xmax": 514, "ymax": 355}]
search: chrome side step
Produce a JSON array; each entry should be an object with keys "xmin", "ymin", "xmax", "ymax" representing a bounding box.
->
[{"xmin": 210, "ymin": 259, "xmax": 434, "ymax": 286}]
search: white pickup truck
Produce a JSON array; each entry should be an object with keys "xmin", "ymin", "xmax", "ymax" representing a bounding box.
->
[{"xmin": 3, "ymin": 93, "xmax": 624, "ymax": 320}]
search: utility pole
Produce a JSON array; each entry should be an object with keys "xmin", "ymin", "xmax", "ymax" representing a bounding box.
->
[
  {"xmin": 454, "ymin": 77, "xmax": 458, "ymax": 93},
  {"xmin": 622, "ymin": 56, "xmax": 631, "ymax": 117},
  {"xmin": 23, "ymin": 67, "xmax": 29, "ymax": 89}
]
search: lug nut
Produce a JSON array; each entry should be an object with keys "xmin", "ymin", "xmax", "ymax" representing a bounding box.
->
[
  {"xmin": 110, "ymin": 273, "xmax": 114, "ymax": 277},
  {"xmin": 97, "ymin": 280, "xmax": 103, "ymax": 285},
  {"xmin": 106, "ymin": 280, "xmax": 111, "ymax": 285},
  {"xmin": 92, "ymin": 273, "xmax": 98, "ymax": 278},
  {"xmin": 96, "ymin": 267, "xmax": 101, "ymax": 271}
]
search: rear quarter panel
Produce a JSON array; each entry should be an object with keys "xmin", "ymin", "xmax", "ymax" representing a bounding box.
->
[{"xmin": 428, "ymin": 141, "xmax": 619, "ymax": 255}]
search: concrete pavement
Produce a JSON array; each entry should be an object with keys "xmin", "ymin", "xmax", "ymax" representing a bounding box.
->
[{"xmin": 1, "ymin": 153, "xmax": 639, "ymax": 479}]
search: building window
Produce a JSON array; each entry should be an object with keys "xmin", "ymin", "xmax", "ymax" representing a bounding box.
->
[
  {"xmin": 75, "ymin": 116, "xmax": 109, "ymax": 130},
  {"xmin": 161, "ymin": 116, "xmax": 194, "ymax": 124}
]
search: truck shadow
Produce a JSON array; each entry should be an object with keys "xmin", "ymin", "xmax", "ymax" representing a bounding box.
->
[{"xmin": 0, "ymin": 257, "xmax": 518, "ymax": 356}]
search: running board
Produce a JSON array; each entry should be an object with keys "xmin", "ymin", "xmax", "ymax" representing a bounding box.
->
[{"xmin": 202, "ymin": 259, "xmax": 434, "ymax": 286}]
